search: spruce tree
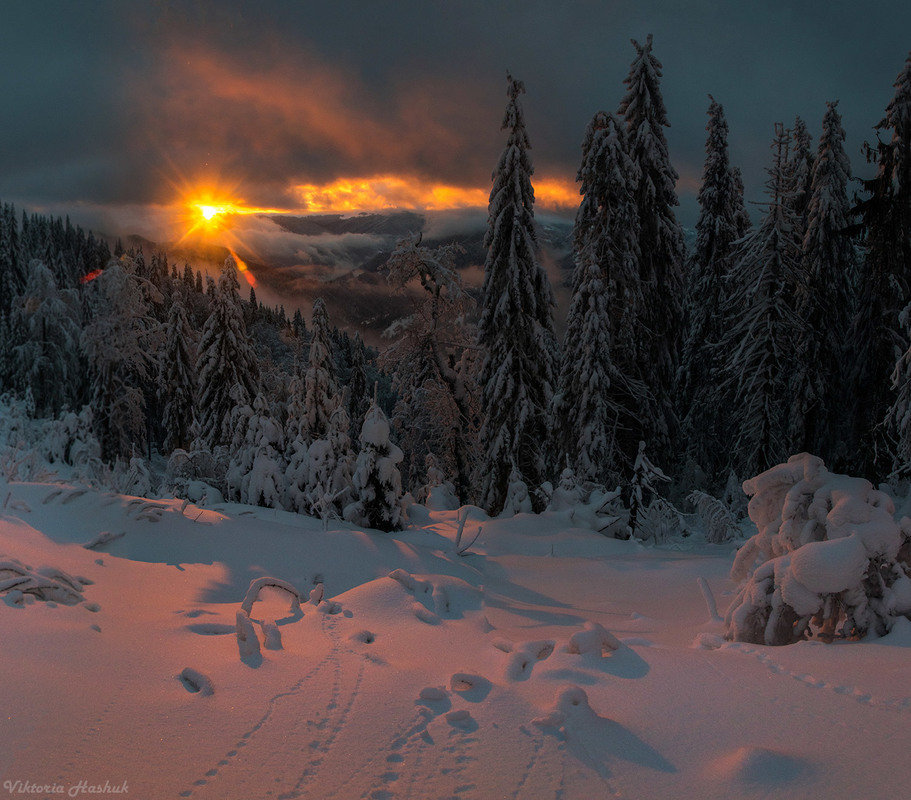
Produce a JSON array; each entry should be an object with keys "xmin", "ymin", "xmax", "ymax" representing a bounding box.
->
[
  {"xmin": 477, "ymin": 74, "xmax": 558, "ymax": 514},
  {"xmin": 159, "ymin": 289, "xmax": 197, "ymax": 453},
  {"xmin": 383, "ymin": 235, "xmax": 479, "ymax": 501},
  {"xmin": 719, "ymin": 125, "xmax": 805, "ymax": 479},
  {"xmin": 227, "ymin": 392, "xmax": 284, "ymax": 508},
  {"xmin": 680, "ymin": 97, "xmax": 742, "ymax": 482},
  {"xmin": 787, "ymin": 116, "xmax": 816, "ymax": 237},
  {"xmin": 730, "ymin": 167, "xmax": 752, "ymax": 239},
  {"xmin": 790, "ymin": 102, "xmax": 855, "ymax": 465},
  {"xmin": 555, "ymin": 111, "xmax": 643, "ymax": 483},
  {"xmin": 348, "ymin": 333, "xmax": 370, "ymax": 435},
  {"xmin": 854, "ymin": 51, "xmax": 911, "ymax": 477},
  {"xmin": 344, "ymin": 400, "xmax": 404, "ymax": 532},
  {"xmin": 10, "ymin": 259, "xmax": 82, "ymax": 417},
  {"xmin": 196, "ymin": 257, "xmax": 259, "ymax": 449},
  {"xmin": 618, "ymin": 34, "xmax": 686, "ymax": 463},
  {"xmin": 81, "ymin": 257, "xmax": 161, "ymax": 461},
  {"xmin": 302, "ymin": 298, "xmax": 338, "ymax": 443}
]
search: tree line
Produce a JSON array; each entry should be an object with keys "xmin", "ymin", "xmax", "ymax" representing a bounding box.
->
[{"xmin": 2, "ymin": 39, "xmax": 911, "ymax": 532}]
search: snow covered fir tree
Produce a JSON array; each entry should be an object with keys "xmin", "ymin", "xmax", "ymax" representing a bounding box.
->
[
  {"xmin": 476, "ymin": 73, "xmax": 557, "ymax": 515},
  {"xmin": 2, "ymin": 42, "xmax": 911, "ymax": 648}
]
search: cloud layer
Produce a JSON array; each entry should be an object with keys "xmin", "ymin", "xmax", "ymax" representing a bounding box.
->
[{"xmin": 2, "ymin": 1, "xmax": 911, "ymax": 241}]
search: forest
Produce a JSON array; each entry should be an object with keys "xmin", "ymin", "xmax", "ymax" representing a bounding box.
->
[{"xmin": 1, "ymin": 39, "xmax": 911, "ymax": 541}]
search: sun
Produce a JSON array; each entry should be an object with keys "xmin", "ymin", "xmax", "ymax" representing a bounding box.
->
[
  {"xmin": 176, "ymin": 195, "xmax": 239, "ymax": 242},
  {"xmin": 192, "ymin": 201, "xmax": 234, "ymax": 230}
]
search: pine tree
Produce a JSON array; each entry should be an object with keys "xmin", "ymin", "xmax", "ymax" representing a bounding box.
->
[
  {"xmin": 348, "ymin": 333, "xmax": 370, "ymax": 435},
  {"xmin": 787, "ymin": 116, "xmax": 816, "ymax": 236},
  {"xmin": 9, "ymin": 259, "xmax": 82, "ymax": 417},
  {"xmin": 854, "ymin": 52, "xmax": 911, "ymax": 477},
  {"xmin": 344, "ymin": 400, "xmax": 404, "ymax": 532},
  {"xmin": 680, "ymin": 97, "xmax": 742, "ymax": 481},
  {"xmin": 628, "ymin": 441, "xmax": 671, "ymax": 539},
  {"xmin": 555, "ymin": 111, "xmax": 643, "ymax": 483},
  {"xmin": 618, "ymin": 34, "xmax": 686, "ymax": 463},
  {"xmin": 0, "ymin": 203, "xmax": 24, "ymax": 319},
  {"xmin": 304, "ymin": 396, "xmax": 356, "ymax": 518},
  {"xmin": 719, "ymin": 125, "xmax": 806, "ymax": 479},
  {"xmin": 159, "ymin": 289, "xmax": 197, "ymax": 453},
  {"xmin": 196, "ymin": 257, "xmax": 260, "ymax": 449},
  {"xmin": 383, "ymin": 235, "xmax": 479, "ymax": 501},
  {"xmin": 790, "ymin": 102, "xmax": 855, "ymax": 465},
  {"xmin": 227, "ymin": 392, "xmax": 285, "ymax": 508},
  {"xmin": 477, "ymin": 74, "xmax": 558, "ymax": 514},
  {"xmin": 302, "ymin": 298, "xmax": 338, "ymax": 443},
  {"xmin": 284, "ymin": 373, "xmax": 306, "ymax": 448},
  {"xmin": 730, "ymin": 167, "xmax": 752, "ymax": 238},
  {"xmin": 81, "ymin": 257, "xmax": 162, "ymax": 461}
]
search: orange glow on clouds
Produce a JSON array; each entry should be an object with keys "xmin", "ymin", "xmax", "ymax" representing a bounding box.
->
[
  {"xmin": 172, "ymin": 174, "xmax": 577, "ymax": 254},
  {"xmin": 291, "ymin": 174, "xmax": 578, "ymax": 214}
]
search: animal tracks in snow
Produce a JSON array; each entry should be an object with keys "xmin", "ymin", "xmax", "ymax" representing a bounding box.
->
[{"xmin": 721, "ymin": 642, "xmax": 911, "ymax": 714}]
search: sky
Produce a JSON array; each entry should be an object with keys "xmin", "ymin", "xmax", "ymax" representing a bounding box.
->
[{"xmin": 1, "ymin": 0, "xmax": 910, "ymax": 242}]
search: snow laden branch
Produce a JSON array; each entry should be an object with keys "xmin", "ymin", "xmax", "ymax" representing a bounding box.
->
[{"xmin": 240, "ymin": 577, "xmax": 303, "ymax": 616}]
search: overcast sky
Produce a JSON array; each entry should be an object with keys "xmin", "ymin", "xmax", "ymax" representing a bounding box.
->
[{"xmin": 1, "ymin": 0, "xmax": 910, "ymax": 236}]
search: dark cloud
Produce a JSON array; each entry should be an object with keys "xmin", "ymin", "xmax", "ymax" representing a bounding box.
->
[{"xmin": 1, "ymin": 0, "xmax": 910, "ymax": 232}]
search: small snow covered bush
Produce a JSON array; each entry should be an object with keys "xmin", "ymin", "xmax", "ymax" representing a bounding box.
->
[
  {"xmin": 725, "ymin": 453, "xmax": 911, "ymax": 645},
  {"xmin": 688, "ymin": 489, "xmax": 740, "ymax": 543},
  {"xmin": 344, "ymin": 401, "xmax": 404, "ymax": 532}
]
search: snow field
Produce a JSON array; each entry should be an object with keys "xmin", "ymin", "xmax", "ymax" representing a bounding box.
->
[{"xmin": 1, "ymin": 476, "xmax": 911, "ymax": 798}]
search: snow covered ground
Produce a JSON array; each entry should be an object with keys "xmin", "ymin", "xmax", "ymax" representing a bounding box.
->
[{"xmin": 2, "ymin": 477, "xmax": 910, "ymax": 799}]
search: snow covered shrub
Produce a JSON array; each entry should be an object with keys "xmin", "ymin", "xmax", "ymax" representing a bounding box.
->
[
  {"xmin": 420, "ymin": 452, "xmax": 458, "ymax": 511},
  {"xmin": 101, "ymin": 455, "xmax": 156, "ymax": 498},
  {"xmin": 164, "ymin": 427, "xmax": 228, "ymax": 500},
  {"xmin": 344, "ymin": 401, "xmax": 404, "ymax": 532},
  {"xmin": 39, "ymin": 406, "xmax": 101, "ymax": 469},
  {"xmin": 627, "ymin": 442, "xmax": 676, "ymax": 541},
  {"xmin": 224, "ymin": 392, "xmax": 285, "ymax": 508},
  {"xmin": 688, "ymin": 490, "xmax": 740, "ymax": 544},
  {"xmin": 548, "ymin": 467, "xmax": 583, "ymax": 512},
  {"xmin": 725, "ymin": 453, "xmax": 911, "ymax": 645},
  {"xmin": 501, "ymin": 466, "xmax": 533, "ymax": 516}
]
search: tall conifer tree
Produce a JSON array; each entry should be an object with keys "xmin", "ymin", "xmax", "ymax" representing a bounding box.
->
[
  {"xmin": 680, "ymin": 97, "xmax": 741, "ymax": 481},
  {"xmin": 790, "ymin": 102, "xmax": 855, "ymax": 464},
  {"xmin": 477, "ymin": 74, "xmax": 557, "ymax": 514},
  {"xmin": 159, "ymin": 289, "xmax": 197, "ymax": 453},
  {"xmin": 196, "ymin": 257, "xmax": 259, "ymax": 449},
  {"xmin": 854, "ymin": 52, "xmax": 911, "ymax": 476},
  {"xmin": 555, "ymin": 111, "xmax": 643, "ymax": 482},
  {"xmin": 618, "ymin": 34, "xmax": 685, "ymax": 463},
  {"xmin": 301, "ymin": 298, "xmax": 338, "ymax": 443},
  {"xmin": 719, "ymin": 125, "xmax": 805, "ymax": 479}
]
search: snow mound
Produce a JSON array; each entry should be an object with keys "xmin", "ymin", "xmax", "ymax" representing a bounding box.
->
[
  {"xmin": 567, "ymin": 621, "xmax": 623, "ymax": 656},
  {"xmin": 713, "ymin": 746, "xmax": 812, "ymax": 787}
]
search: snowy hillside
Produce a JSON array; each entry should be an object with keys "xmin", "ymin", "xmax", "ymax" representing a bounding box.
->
[{"xmin": 2, "ymin": 478, "xmax": 910, "ymax": 799}]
